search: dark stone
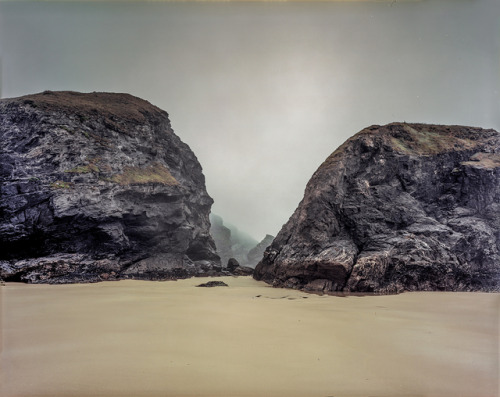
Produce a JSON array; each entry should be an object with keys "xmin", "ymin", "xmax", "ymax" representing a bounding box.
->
[
  {"xmin": 0, "ymin": 91, "xmax": 221, "ymax": 283},
  {"xmin": 230, "ymin": 265, "xmax": 254, "ymax": 276},
  {"xmin": 227, "ymin": 258, "xmax": 239, "ymax": 271},
  {"xmin": 226, "ymin": 257, "xmax": 254, "ymax": 276},
  {"xmin": 196, "ymin": 280, "xmax": 228, "ymax": 287},
  {"xmin": 254, "ymin": 123, "xmax": 500, "ymax": 293}
]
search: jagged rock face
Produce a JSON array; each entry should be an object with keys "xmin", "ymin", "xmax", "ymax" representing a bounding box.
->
[
  {"xmin": 254, "ymin": 123, "xmax": 500, "ymax": 293},
  {"xmin": 247, "ymin": 234, "xmax": 275, "ymax": 268},
  {"xmin": 0, "ymin": 91, "xmax": 220, "ymax": 283},
  {"xmin": 209, "ymin": 214, "xmax": 233, "ymax": 266}
]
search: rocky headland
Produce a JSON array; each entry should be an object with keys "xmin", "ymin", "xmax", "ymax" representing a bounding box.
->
[
  {"xmin": 0, "ymin": 91, "xmax": 222, "ymax": 283},
  {"xmin": 255, "ymin": 123, "xmax": 500, "ymax": 293},
  {"xmin": 210, "ymin": 213, "xmax": 272, "ymax": 268}
]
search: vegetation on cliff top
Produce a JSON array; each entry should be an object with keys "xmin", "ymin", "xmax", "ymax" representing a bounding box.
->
[
  {"xmin": 4, "ymin": 90, "xmax": 167, "ymax": 127},
  {"xmin": 390, "ymin": 124, "xmax": 478, "ymax": 155},
  {"xmin": 320, "ymin": 123, "xmax": 497, "ymax": 171}
]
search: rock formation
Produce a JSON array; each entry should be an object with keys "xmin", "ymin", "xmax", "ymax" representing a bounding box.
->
[
  {"xmin": 226, "ymin": 257, "xmax": 253, "ymax": 276},
  {"xmin": 227, "ymin": 258, "xmax": 240, "ymax": 272},
  {"xmin": 247, "ymin": 234, "xmax": 275, "ymax": 267},
  {"xmin": 209, "ymin": 214, "xmax": 234, "ymax": 266},
  {"xmin": 196, "ymin": 280, "xmax": 228, "ymax": 288},
  {"xmin": 209, "ymin": 213, "xmax": 260, "ymax": 268},
  {"xmin": 254, "ymin": 123, "xmax": 500, "ymax": 293},
  {"xmin": 0, "ymin": 91, "xmax": 221, "ymax": 283}
]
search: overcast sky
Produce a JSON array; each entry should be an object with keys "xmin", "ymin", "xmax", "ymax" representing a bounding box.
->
[{"xmin": 1, "ymin": 0, "xmax": 499, "ymax": 240}]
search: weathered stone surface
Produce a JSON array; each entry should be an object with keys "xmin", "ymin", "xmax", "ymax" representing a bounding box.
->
[
  {"xmin": 230, "ymin": 265, "xmax": 254, "ymax": 276},
  {"xmin": 254, "ymin": 123, "xmax": 500, "ymax": 293},
  {"xmin": 0, "ymin": 91, "xmax": 221, "ymax": 283},
  {"xmin": 196, "ymin": 280, "xmax": 228, "ymax": 287}
]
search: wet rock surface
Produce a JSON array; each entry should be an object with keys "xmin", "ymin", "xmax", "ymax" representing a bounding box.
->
[
  {"xmin": 254, "ymin": 123, "xmax": 500, "ymax": 293},
  {"xmin": 0, "ymin": 91, "xmax": 221, "ymax": 283},
  {"xmin": 196, "ymin": 280, "xmax": 228, "ymax": 287}
]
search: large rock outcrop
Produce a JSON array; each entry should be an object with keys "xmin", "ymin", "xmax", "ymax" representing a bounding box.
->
[
  {"xmin": 254, "ymin": 123, "xmax": 500, "ymax": 293},
  {"xmin": 0, "ymin": 91, "xmax": 221, "ymax": 283}
]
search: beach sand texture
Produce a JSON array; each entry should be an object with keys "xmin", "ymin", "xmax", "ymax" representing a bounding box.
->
[{"xmin": 1, "ymin": 276, "xmax": 499, "ymax": 397}]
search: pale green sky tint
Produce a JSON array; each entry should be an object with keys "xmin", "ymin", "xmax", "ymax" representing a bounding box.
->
[{"xmin": 1, "ymin": 0, "xmax": 499, "ymax": 239}]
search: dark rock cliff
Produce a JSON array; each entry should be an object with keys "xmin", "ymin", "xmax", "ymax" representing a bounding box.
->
[
  {"xmin": 254, "ymin": 123, "xmax": 500, "ymax": 293},
  {"xmin": 0, "ymin": 91, "xmax": 221, "ymax": 283},
  {"xmin": 247, "ymin": 234, "xmax": 274, "ymax": 268}
]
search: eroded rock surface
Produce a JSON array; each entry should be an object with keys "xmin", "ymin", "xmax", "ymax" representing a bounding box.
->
[
  {"xmin": 196, "ymin": 280, "xmax": 228, "ymax": 288},
  {"xmin": 254, "ymin": 123, "xmax": 500, "ymax": 293},
  {"xmin": 0, "ymin": 91, "xmax": 221, "ymax": 283}
]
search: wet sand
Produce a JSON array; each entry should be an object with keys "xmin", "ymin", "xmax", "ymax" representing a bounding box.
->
[{"xmin": 1, "ymin": 276, "xmax": 499, "ymax": 397}]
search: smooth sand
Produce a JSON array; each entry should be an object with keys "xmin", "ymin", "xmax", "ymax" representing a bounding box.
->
[{"xmin": 1, "ymin": 277, "xmax": 499, "ymax": 397}]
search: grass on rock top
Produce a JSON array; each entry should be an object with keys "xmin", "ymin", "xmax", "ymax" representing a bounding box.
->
[
  {"xmin": 8, "ymin": 91, "xmax": 167, "ymax": 126},
  {"xmin": 112, "ymin": 163, "xmax": 178, "ymax": 186},
  {"xmin": 317, "ymin": 123, "xmax": 495, "ymax": 171},
  {"xmin": 389, "ymin": 125, "xmax": 478, "ymax": 156}
]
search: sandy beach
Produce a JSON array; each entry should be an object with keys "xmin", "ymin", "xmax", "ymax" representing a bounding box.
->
[{"xmin": 1, "ymin": 276, "xmax": 498, "ymax": 397}]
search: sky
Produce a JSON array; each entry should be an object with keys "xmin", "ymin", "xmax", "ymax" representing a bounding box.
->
[{"xmin": 1, "ymin": 0, "xmax": 499, "ymax": 240}]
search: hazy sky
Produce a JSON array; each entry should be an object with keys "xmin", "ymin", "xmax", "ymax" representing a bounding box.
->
[{"xmin": 1, "ymin": 0, "xmax": 499, "ymax": 240}]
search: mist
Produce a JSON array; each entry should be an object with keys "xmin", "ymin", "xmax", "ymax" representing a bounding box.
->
[{"xmin": 1, "ymin": 0, "xmax": 498, "ymax": 240}]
